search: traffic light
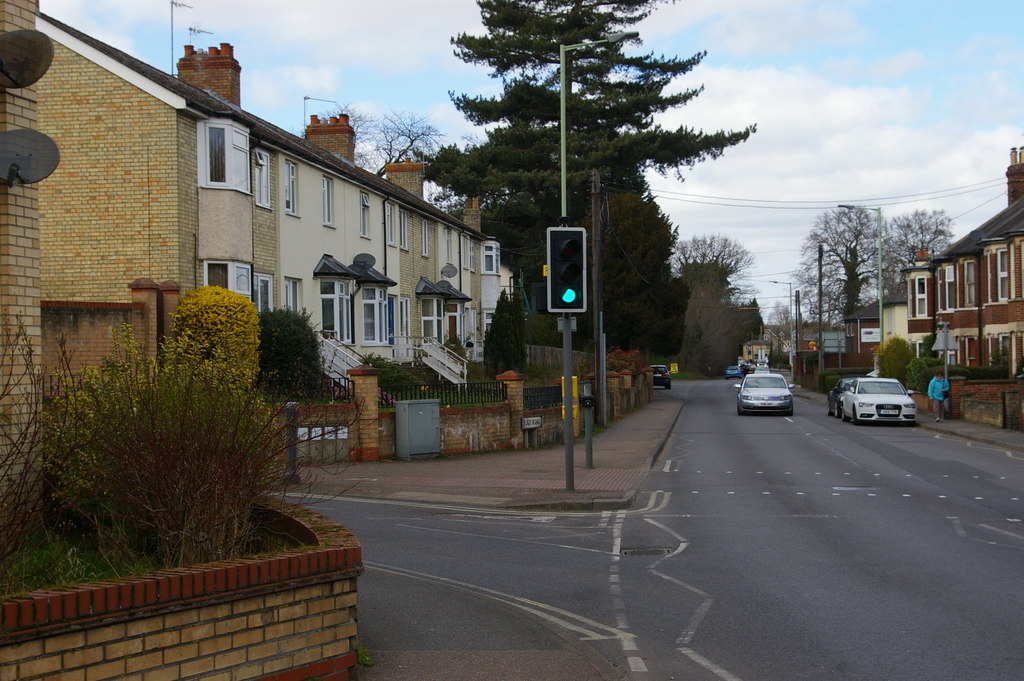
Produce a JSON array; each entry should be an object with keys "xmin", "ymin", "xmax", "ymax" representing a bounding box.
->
[{"xmin": 546, "ymin": 226, "xmax": 587, "ymax": 313}]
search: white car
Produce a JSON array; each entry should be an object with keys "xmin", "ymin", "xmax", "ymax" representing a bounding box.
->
[{"xmin": 841, "ymin": 377, "xmax": 917, "ymax": 425}]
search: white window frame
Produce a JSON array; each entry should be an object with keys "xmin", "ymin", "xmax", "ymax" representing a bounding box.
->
[
  {"xmin": 421, "ymin": 297, "xmax": 443, "ymax": 341},
  {"xmin": 460, "ymin": 235, "xmax": 469, "ymax": 270},
  {"xmin": 359, "ymin": 192, "xmax": 370, "ymax": 237},
  {"xmin": 398, "ymin": 296, "xmax": 410, "ymax": 339},
  {"xmin": 483, "ymin": 243, "xmax": 498, "ymax": 274},
  {"xmin": 320, "ymin": 280, "xmax": 352, "ymax": 343},
  {"xmin": 362, "ymin": 286, "xmax": 388, "ymax": 344},
  {"xmin": 964, "ymin": 260, "xmax": 976, "ymax": 307},
  {"xmin": 284, "ymin": 160, "xmax": 297, "ymax": 215},
  {"xmin": 284, "ymin": 277, "xmax": 301, "ymax": 312},
  {"xmin": 322, "ymin": 176, "xmax": 334, "ymax": 226},
  {"xmin": 914, "ymin": 276, "xmax": 927, "ymax": 318},
  {"xmin": 942, "ymin": 265, "xmax": 955, "ymax": 311},
  {"xmin": 385, "ymin": 203, "xmax": 395, "ymax": 245},
  {"xmin": 998, "ymin": 248, "xmax": 1009, "ymax": 301},
  {"xmin": 399, "ymin": 209, "xmax": 410, "ymax": 250},
  {"xmin": 445, "ymin": 228, "xmax": 453, "ymax": 262},
  {"xmin": 204, "ymin": 261, "xmax": 252, "ymax": 298},
  {"xmin": 468, "ymin": 240, "xmax": 476, "ymax": 272},
  {"xmin": 421, "ymin": 219, "xmax": 430, "ymax": 257},
  {"xmin": 254, "ymin": 273, "xmax": 273, "ymax": 313},
  {"xmin": 254, "ymin": 149, "xmax": 271, "ymax": 208},
  {"xmin": 200, "ymin": 120, "xmax": 250, "ymax": 192}
]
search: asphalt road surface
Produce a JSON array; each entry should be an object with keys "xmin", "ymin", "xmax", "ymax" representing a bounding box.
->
[{"xmin": 312, "ymin": 380, "xmax": 1024, "ymax": 680}]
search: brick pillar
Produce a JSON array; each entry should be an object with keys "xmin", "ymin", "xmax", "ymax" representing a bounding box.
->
[
  {"xmin": 607, "ymin": 372, "xmax": 622, "ymax": 421},
  {"xmin": 129, "ymin": 278, "xmax": 160, "ymax": 358},
  {"xmin": 158, "ymin": 280, "xmax": 181, "ymax": 347},
  {"xmin": 642, "ymin": 367, "xmax": 654, "ymax": 403},
  {"xmin": 621, "ymin": 372, "xmax": 634, "ymax": 411},
  {"xmin": 1007, "ymin": 148, "xmax": 1024, "ymax": 206},
  {"xmin": 463, "ymin": 197, "xmax": 481, "ymax": 231},
  {"xmin": 497, "ymin": 370, "xmax": 525, "ymax": 449},
  {"xmin": 949, "ymin": 376, "xmax": 965, "ymax": 420},
  {"xmin": 347, "ymin": 365, "xmax": 381, "ymax": 461}
]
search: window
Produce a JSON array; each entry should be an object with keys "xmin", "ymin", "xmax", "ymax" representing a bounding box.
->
[
  {"xmin": 445, "ymin": 228, "xmax": 453, "ymax": 262},
  {"xmin": 284, "ymin": 160, "xmax": 297, "ymax": 214},
  {"xmin": 201, "ymin": 121, "xmax": 250, "ymax": 191},
  {"xmin": 460, "ymin": 235, "xmax": 469, "ymax": 269},
  {"xmin": 942, "ymin": 265, "xmax": 955, "ymax": 311},
  {"xmin": 322, "ymin": 176, "xmax": 334, "ymax": 226},
  {"xmin": 254, "ymin": 149, "xmax": 270, "ymax": 207},
  {"xmin": 421, "ymin": 219, "xmax": 430, "ymax": 257},
  {"xmin": 398, "ymin": 297, "xmax": 410, "ymax": 339},
  {"xmin": 468, "ymin": 240, "xmax": 476, "ymax": 272},
  {"xmin": 998, "ymin": 248, "xmax": 1009, "ymax": 300},
  {"xmin": 421, "ymin": 298, "xmax": 443, "ymax": 341},
  {"xmin": 964, "ymin": 260, "xmax": 976, "ymax": 306},
  {"xmin": 362, "ymin": 287, "xmax": 388, "ymax": 344},
  {"xmin": 284, "ymin": 278, "xmax": 301, "ymax": 311},
  {"xmin": 483, "ymin": 243, "xmax": 499, "ymax": 274},
  {"xmin": 254, "ymin": 273, "xmax": 273, "ymax": 313},
  {"xmin": 484, "ymin": 311, "xmax": 494, "ymax": 335},
  {"xmin": 914, "ymin": 276, "xmax": 927, "ymax": 317},
  {"xmin": 385, "ymin": 203, "xmax": 395, "ymax": 244},
  {"xmin": 359, "ymin": 192, "xmax": 370, "ymax": 237},
  {"xmin": 399, "ymin": 209, "xmax": 409, "ymax": 250},
  {"xmin": 320, "ymin": 280, "xmax": 352, "ymax": 343},
  {"xmin": 205, "ymin": 261, "xmax": 251, "ymax": 298}
]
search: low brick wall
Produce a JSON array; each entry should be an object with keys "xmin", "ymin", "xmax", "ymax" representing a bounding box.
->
[
  {"xmin": 1, "ymin": 501, "xmax": 363, "ymax": 681},
  {"xmin": 962, "ymin": 397, "xmax": 1005, "ymax": 428}
]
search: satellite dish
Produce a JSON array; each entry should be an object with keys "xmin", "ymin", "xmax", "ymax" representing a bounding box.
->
[
  {"xmin": 352, "ymin": 253, "xmax": 376, "ymax": 268},
  {"xmin": 440, "ymin": 263, "xmax": 457, "ymax": 278},
  {"xmin": 0, "ymin": 128, "xmax": 60, "ymax": 186},
  {"xmin": 0, "ymin": 30, "xmax": 54, "ymax": 89}
]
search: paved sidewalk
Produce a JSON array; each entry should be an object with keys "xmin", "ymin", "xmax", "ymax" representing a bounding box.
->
[{"xmin": 305, "ymin": 395, "xmax": 683, "ymax": 510}]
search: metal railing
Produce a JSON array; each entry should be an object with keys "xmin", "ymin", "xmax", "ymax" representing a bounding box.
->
[
  {"xmin": 524, "ymin": 385, "xmax": 562, "ymax": 410},
  {"xmin": 379, "ymin": 381, "xmax": 506, "ymax": 408}
]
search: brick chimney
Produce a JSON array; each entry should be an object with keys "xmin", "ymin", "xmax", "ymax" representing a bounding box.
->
[
  {"xmin": 463, "ymin": 197, "xmax": 481, "ymax": 232},
  {"xmin": 305, "ymin": 115, "xmax": 355, "ymax": 162},
  {"xmin": 384, "ymin": 158, "xmax": 424, "ymax": 197},
  {"xmin": 1008, "ymin": 147, "xmax": 1024, "ymax": 206},
  {"xmin": 177, "ymin": 43, "xmax": 241, "ymax": 106}
]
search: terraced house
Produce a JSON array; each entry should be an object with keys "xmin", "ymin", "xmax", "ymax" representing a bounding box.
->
[
  {"xmin": 33, "ymin": 13, "xmax": 501, "ymax": 382},
  {"xmin": 905, "ymin": 150, "xmax": 1024, "ymax": 370}
]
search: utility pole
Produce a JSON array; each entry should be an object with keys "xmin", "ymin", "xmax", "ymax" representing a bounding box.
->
[
  {"xmin": 818, "ymin": 244, "xmax": 824, "ymax": 380},
  {"xmin": 590, "ymin": 170, "xmax": 606, "ymax": 425}
]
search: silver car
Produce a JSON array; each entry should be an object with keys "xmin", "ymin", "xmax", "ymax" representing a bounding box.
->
[{"xmin": 735, "ymin": 373, "xmax": 794, "ymax": 416}]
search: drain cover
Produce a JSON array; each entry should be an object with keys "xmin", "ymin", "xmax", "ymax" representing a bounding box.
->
[{"xmin": 621, "ymin": 547, "xmax": 672, "ymax": 556}]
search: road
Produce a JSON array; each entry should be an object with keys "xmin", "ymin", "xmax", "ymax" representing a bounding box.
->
[{"xmin": 311, "ymin": 379, "xmax": 1024, "ymax": 680}]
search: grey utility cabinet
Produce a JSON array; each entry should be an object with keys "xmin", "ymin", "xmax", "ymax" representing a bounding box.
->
[{"xmin": 395, "ymin": 399, "xmax": 441, "ymax": 459}]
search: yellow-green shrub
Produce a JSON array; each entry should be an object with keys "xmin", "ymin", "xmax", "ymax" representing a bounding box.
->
[{"xmin": 171, "ymin": 286, "xmax": 260, "ymax": 386}]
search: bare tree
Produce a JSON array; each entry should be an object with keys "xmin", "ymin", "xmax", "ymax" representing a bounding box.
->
[
  {"xmin": 883, "ymin": 209, "xmax": 953, "ymax": 295},
  {"xmin": 329, "ymin": 105, "xmax": 445, "ymax": 176},
  {"xmin": 796, "ymin": 209, "xmax": 877, "ymax": 325},
  {"xmin": 674, "ymin": 234, "xmax": 755, "ymax": 302}
]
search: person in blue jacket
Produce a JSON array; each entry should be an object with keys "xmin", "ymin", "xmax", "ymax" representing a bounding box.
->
[{"xmin": 927, "ymin": 369, "xmax": 950, "ymax": 421}]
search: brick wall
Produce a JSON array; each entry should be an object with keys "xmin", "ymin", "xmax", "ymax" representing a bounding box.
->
[
  {"xmin": 0, "ymin": 502, "xmax": 362, "ymax": 681},
  {"xmin": 40, "ymin": 300, "xmax": 144, "ymax": 375}
]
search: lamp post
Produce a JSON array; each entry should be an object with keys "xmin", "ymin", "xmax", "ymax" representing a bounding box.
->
[
  {"xmin": 556, "ymin": 30, "xmax": 637, "ymax": 491},
  {"xmin": 768, "ymin": 280, "xmax": 793, "ymax": 367},
  {"xmin": 559, "ymin": 31, "xmax": 638, "ymax": 221},
  {"xmin": 838, "ymin": 204, "xmax": 885, "ymax": 344}
]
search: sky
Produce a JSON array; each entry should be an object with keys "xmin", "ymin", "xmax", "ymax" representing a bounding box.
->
[{"xmin": 39, "ymin": 0, "xmax": 1024, "ymax": 315}]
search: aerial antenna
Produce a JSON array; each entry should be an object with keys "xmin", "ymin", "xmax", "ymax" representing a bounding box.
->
[
  {"xmin": 304, "ymin": 95, "xmax": 339, "ymax": 130},
  {"xmin": 188, "ymin": 26, "xmax": 213, "ymax": 44},
  {"xmin": 170, "ymin": 0, "xmax": 192, "ymax": 75}
]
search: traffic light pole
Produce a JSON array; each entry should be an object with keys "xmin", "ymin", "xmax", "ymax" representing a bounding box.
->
[{"xmin": 562, "ymin": 312, "xmax": 575, "ymax": 491}]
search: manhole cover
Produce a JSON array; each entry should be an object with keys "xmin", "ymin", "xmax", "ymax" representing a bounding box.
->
[{"xmin": 621, "ymin": 547, "xmax": 672, "ymax": 556}]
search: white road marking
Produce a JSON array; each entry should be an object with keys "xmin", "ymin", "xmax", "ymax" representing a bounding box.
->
[{"xmin": 679, "ymin": 647, "xmax": 746, "ymax": 681}]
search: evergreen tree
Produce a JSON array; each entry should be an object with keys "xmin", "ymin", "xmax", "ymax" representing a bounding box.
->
[
  {"xmin": 484, "ymin": 288, "xmax": 527, "ymax": 374},
  {"xmin": 428, "ymin": 0, "xmax": 755, "ymax": 273},
  {"xmin": 602, "ymin": 193, "xmax": 686, "ymax": 355}
]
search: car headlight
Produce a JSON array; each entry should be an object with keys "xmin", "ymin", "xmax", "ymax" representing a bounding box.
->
[
  {"xmin": 904, "ymin": 400, "xmax": 916, "ymax": 408},
  {"xmin": 856, "ymin": 401, "xmax": 872, "ymax": 408}
]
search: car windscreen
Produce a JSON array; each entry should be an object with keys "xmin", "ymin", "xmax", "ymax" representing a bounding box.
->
[
  {"xmin": 744, "ymin": 377, "xmax": 787, "ymax": 389},
  {"xmin": 857, "ymin": 382, "xmax": 905, "ymax": 395}
]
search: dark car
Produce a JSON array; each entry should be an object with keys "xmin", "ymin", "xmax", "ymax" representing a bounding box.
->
[
  {"xmin": 827, "ymin": 375, "xmax": 866, "ymax": 418},
  {"xmin": 652, "ymin": 365, "xmax": 671, "ymax": 389}
]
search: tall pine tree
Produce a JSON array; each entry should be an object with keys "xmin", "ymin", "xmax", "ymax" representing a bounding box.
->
[{"xmin": 428, "ymin": 0, "xmax": 755, "ymax": 271}]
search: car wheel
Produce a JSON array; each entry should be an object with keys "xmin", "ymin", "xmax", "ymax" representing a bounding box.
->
[
  {"xmin": 841, "ymin": 408, "xmax": 850, "ymax": 422},
  {"xmin": 835, "ymin": 401, "xmax": 843, "ymax": 419},
  {"xmin": 852, "ymin": 411, "xmax": 861, "ymax": 425},
  {"xmin": 784, "ymin": 408, "xmax": 793, "ymax": 417},
  {"xmin": 737, "ymin": 406, "xmax": 744, "ymax": 415}
]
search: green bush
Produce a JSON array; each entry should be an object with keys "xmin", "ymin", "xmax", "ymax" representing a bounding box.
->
[
  {"xmin": 818, "ymin": 367, "xmax": 873, "ymax": 393},
  {"xmin": 259, "ymin": 308, "xmax": 324, "ymax": 399},
  {"xmin": 878, "ymin": 336, "xmax": 914, "ymax": 384},
  {"xmin": 170, "ymin": 286, "xmax": 260, "ymax": 387},
  {"xmin": 360, "ymin": 353, "xmax": 420, "ymax": 386},
  {"xmin": 43, "ymin": 328, "xmax": 289, "ymax": 568}
]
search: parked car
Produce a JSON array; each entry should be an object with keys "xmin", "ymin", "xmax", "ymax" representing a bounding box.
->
[
  {"xmin": 827, "ymin": 375, "xmax": 866, "ymax": 418},
  {"xmin": 735, "ymin": 372, "xmax": 794, "ymax": 416},
  {"xmin": 652, "ymin": 365, "xmax": 671, "ymax": 389},
  {"xmin": 841, "ymin": 377, "xmax": 917, "ymax": 425},
  {"xmin": 724, "ymin": 365, "xmax": 743, "ymax": 380}
]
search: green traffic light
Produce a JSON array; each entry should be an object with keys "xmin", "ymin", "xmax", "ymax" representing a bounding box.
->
[{"xmin": 561, "ymin": 288, "xmax": 577, "ymax": 304}]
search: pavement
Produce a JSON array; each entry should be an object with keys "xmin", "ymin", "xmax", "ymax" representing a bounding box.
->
[{"xmin": 304, "ymin": 381, "xmax": 1024, "ymax": 680}]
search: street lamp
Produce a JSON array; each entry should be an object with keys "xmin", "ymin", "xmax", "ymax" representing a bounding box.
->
[
  {"xmin": 559, "ymin": 31, "xmax": 638, "ymax": 221},
  {"xmin": 838, "ymin": 204, "xmax": 884, "ymax": 344},
  {"xmin": 767, "ymin": 280, "xmax": 794, "ymax": 367}
]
